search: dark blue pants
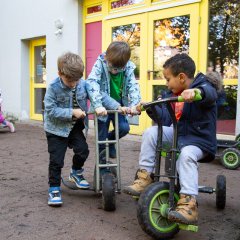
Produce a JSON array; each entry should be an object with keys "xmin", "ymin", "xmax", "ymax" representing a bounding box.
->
[
  {"xmin": 98, "ymin": 113, "xmax": 130, "ymax": 154},
  {"xmin": 46, "ymin": 121, "xmax": 89, "ymax": 187}
]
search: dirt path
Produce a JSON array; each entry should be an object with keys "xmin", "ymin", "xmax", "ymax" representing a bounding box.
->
[{"xmin": 0, "ymin": 123, "xmax": 240, "ymax": 240}]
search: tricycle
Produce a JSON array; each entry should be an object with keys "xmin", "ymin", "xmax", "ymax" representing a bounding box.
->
[
  {"xmin": 136, "ymin": 93, "xmax": 226, "ymax": 239},
  {"xmin": 216, "ymin": 135, "xmax": 240, "ymax": 170}
]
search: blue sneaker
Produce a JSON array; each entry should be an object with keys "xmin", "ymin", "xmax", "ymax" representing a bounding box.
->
[
  {"xmin": 48, "ymin": 187, "xmax": 63, "ymax": 206},
  {"xmin": 69, "ymin": 169, "xmax": 90, "ymax": 189}
]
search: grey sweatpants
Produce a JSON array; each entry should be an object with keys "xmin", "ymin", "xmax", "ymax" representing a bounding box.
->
[{"xmin": 139, "ymin": 126, "xmax": 205, "ymax": 196}]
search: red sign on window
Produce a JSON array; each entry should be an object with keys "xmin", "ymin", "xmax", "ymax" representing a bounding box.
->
[{"xmin": 87, "ymin": 5, "xmax": 102, "ymax": 14}]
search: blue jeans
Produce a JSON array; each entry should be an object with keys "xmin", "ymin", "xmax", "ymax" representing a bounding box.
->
[{"xmin": 98, "ymin": 113, "xmax": 130, "ymax": 154}]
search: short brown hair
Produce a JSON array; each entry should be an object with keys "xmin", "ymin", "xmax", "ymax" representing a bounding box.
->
[
  {"xmin": 106, "ymin": 41, "xmax": 131, "ymax": 68},
  {"xmin": 57, "ymin": 52, "xmax": 84, "ymax": 81}
]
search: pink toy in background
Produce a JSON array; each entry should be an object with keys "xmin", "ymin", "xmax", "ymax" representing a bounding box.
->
[{"xmin": 0, "ymin": 89, "xmax": 15, "ymax": 133}]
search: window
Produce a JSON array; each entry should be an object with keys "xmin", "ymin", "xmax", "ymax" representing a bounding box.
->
[
  {"xmin": 112, "ymin": 23, "xmax": 141, "ymax": 79},
  {"xmin": 110, "ymin": 0, "xmax": 144, "ymax": 9},
  {"xmin": 208, "ymin": 0, "xmax": 239, "ymax": 134},
  {"xmin": 208, "ymin": 1, "xmax": 239, "ymax": 80},
  {"xmin": 153, "ymin": 15, "xmax": 190, "ymax": 79},
  {"xmin": 87, "ymin": 5, "xmax": 102, "ymax": 14},
  {"xmin": 34, "ymin": 45, "xmax": 46, "ymax": 84}
]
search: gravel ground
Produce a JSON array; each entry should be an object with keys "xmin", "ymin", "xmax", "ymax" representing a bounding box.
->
[{"xmin": 0, "ymin": 122, "xmax": 240, "ymax": 240}]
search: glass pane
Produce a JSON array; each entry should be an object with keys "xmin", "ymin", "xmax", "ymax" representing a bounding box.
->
[
  {"xmin": 112, "ymin": 23, "xmax": 140, "ymax": 79},
  {"xmin": 208, "ymin": 1, "xmax": 239, "ymax": 79},
  {"xmin": 34, "ymin": 45, "xmax": 46, "ymax": 84},
  {"xmin": 111, "ymin": 0, "xmax": 144, "ymax": 9},
  {"xmin": 87, "ymin": 5, "xmax": 102, "ymax": 14},
  {"xmin": 153, "ymin": 85, "xmax": 168, "ymax": 100},
  {"xmin": 35, "ymin": 88, "xmax": 46, "ymax": 114},
  {"xmin": 217, "ymin": 85, "xmax": 237, "ymax": 134},
  {"xmin": 153, "ymin": 15, "xmax": 190, "ymax": 79}
]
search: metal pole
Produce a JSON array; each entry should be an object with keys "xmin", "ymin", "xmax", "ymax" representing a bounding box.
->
[
  {"xmin": 115, "ymin": 111, "xmax": 121, "ymax": 192},
  {"xmin": 94, "ymin": 114, "xmax": 100, "ymax": 193},
  {"xmin": 235, "ymin": 29, "xmax": 240, "ymax": 135}
]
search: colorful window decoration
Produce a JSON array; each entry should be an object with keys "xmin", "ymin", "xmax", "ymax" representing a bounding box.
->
[
  {"xmin": 111, "ymin": 0, "xmax": 144, "ymax": 9},
  {"xmin": 87, "ymin": 5, "xmax": 102, "ymax": 14}
]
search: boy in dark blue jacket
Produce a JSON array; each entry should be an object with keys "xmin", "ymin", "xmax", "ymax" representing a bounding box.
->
[{"xmin": 124, "ymin": 53, "xmax": 218, "ymax": 225}]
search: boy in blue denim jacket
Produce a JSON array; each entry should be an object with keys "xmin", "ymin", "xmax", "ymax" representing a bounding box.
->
[
  {"xmin": 44, "ymin": 52, "xmax": 90, "ymax": 206},
  {"xmin": 86, "ymin": 41, "xmax": 141, "ymax": 162}
]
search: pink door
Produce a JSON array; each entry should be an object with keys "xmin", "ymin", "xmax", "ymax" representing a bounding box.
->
[
  {"xmin": 86, "ymin": 21, "xmax": 102, "ymax": 77},
  {"xmin": 86, "ymin": 21, "xmax": 102, "ymax": 117}
]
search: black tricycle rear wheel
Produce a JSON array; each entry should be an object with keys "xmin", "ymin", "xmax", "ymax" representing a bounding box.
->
[{"xmin": 216, "ymin": 175, "xmax": 226, "ymax": 209}]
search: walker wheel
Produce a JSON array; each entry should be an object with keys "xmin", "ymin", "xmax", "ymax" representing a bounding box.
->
[{"xmin": 102, "ymin": 173, "xmax": 116, "ymax": 211}]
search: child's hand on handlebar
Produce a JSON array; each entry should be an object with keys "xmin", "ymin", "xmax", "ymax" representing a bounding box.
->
[
  {"xmin": 135, "ymin": 102, "xmax": 148, "ymax": 112},
  {"xmin": 129, "ymin": 105, "xmax": 141, "ymax": 115},
  {"xmin": 118, "ymin": 106, "xmax": 130, "ymax": 115},
  {"xmin": 95, "ymin": 107, "xmax": 107, "ymax": 116},
  {"xmin": 181, "ymin": 88, "xmax": 201, "ymax": 103},
  {"xmin": 72, "ymin": 109, "xmax": 86, "ymax": 119}
]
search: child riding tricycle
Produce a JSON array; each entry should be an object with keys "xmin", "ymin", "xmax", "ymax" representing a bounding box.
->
[{"xmin": 124, "ymin": 54, "xmax": 226, "ymax": 239}]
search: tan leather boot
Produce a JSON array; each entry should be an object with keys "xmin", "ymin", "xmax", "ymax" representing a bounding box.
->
[
  {"xmin": 168, "ymin": 194, "xmax": 198, "ymax": 225},
  {"xmin": 123, "ymin": 169, "xmax": 153, "ymax": 196}
]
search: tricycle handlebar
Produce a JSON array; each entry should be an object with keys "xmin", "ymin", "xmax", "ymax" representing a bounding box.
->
[{"xmin": 142, "ymin": 90, "xmax": 202, "ymax": 110}]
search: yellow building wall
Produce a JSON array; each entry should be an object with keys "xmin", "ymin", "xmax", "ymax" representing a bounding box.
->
[{"xmin": 83, "ymin": 0, "xmax": 210, "ymax": 135}]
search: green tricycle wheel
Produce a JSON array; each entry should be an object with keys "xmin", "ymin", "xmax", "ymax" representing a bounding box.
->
[
  {"xmin": 137, "ymin": 182, "xmax": 179, "ymax": 240},
  {"xmin": 220, "ymin": 148, "xmax": 240, "ymax": 170}
]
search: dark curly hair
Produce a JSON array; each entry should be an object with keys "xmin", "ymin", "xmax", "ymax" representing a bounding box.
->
[{"xmin": 163, "ymin": 53, "xmax": 196, "ymax": 79}]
